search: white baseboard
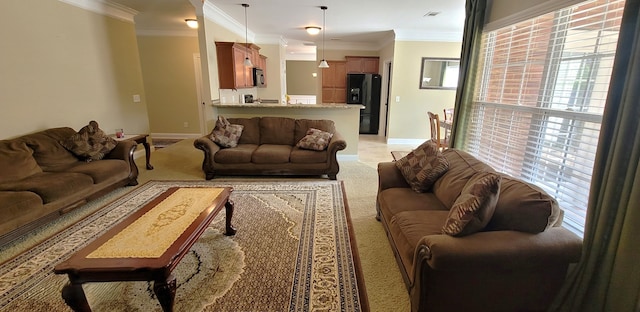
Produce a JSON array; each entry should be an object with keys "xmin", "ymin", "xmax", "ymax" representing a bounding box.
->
[
  {"xmin": 338, "ymin": 154, "xmax": 359, "ymax": 161},
  {"xmin": 150, "ymin": 132, "xmax": 203, "ymax": 140},
  {"xmin": 386, "ymin": 138, "xmax": 426, "ymax": 145}
]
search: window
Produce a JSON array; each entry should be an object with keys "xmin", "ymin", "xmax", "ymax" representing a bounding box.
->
[{"xmin": 465, "ymin": 0, "xmax": 625, "ymax": 236}]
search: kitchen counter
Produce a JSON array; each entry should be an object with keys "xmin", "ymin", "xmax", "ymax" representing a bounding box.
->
[{"xmin": 213, "ymin": 103, "xmax": 363, "ymax": 109}]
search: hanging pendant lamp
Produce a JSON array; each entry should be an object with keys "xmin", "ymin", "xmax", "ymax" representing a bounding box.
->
[
  {"xmin": 242, "ymin": 3, "xmax": 253, "ymax": 67},
  {"xmin": 318, "ymin": 6, "xmax": 329, "ymax": 68}
]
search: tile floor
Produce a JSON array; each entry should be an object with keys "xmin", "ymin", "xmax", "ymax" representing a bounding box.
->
[{"xmin": 357, "ymin": 134, "xmax": 419, "ymax": 169}]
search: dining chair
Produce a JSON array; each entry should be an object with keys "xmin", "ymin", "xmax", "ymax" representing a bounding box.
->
[
  {"xmin": 428, "ymin": 111, "xmax": 449, "ymax": 150},
  {"xmin": 442, "ymin": 108, "xmax": 454, "ymax": 142}
]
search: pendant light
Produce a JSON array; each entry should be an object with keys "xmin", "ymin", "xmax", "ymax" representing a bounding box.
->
[
  {"xmin": 318, "ymin": 6, "xmax": 329, "ymax": 68},
  {"xmin": 242, "ymin": 3, "xmax": 253, "ymax": 67}
]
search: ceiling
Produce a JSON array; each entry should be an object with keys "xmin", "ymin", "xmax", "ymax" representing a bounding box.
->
[{"xmin": 108, "ymin": 0, "xmax": 466, "ymax": 58}]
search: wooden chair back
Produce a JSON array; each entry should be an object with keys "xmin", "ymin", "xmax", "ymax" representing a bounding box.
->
[{"xmin": 428, "ymin": 111, "xmax": 448, "ymax": 149}]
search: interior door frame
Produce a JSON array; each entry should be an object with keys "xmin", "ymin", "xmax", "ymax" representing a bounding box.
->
[{"xmin": 193, "ymin": 53, "xmax": 207, "ymax": 135}]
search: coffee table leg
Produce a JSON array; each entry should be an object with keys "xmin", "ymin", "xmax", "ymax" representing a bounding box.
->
[
  {"xmin": 142, "ymin": 141, "xmax": 154, "ymax": 170},
  {"xmin": 61, "ymin": 281, "xmax": 91, "ymax": 312},
  {"xmin": 225, "ymin": 200, "xmax": 237, "ymax": 236},
  {"xmin": 154, "ymin": 274, "xmax": 177, "ymax": 312}
]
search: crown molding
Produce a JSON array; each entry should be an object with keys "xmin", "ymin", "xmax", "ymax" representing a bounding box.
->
[
  {"xmin": 203, "ymin": 1, "xmax": 255, "ymax": 41},
  {"xmin": 58, "ymin": 0, "xmax": 137, "ymax": 22}
]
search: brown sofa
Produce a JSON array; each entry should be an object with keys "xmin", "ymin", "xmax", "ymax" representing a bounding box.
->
[
  {"xmin": 194, "ymin": 117, "xmax": 346, "ymax": 180},
  {"xmin": 376, "ymin": 148, "xmax": 583, "ymax": 312},
  {"xmin": 0, "ymin": 127, "xmax": 139, "ymax": 244}
]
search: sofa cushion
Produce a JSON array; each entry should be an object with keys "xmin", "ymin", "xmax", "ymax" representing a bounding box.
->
[
  {"xmin": 442, "ymin": 172, "xmax": 502, "ymax": 236},
  {"xmin": 22, "ymin": 127, "xmax": 79, "ymax": 170},
  {"xmin": 395, "ymin": 140, "xmax": 449, "ymax": 193},
  {"xmin": 59, "ymin": 159, "xmax": 130, "ymax": 184},
  {"xmin": 388, "ymin": 210, "xmax": 450, "ymax": 281},
  {"xmin": 228, "ymin": 117, "xmax": 260, "ymax": 145},
  {"xmin": 0, "ymin": 172, "xmax": 94, "ymax": 204},
  {"xmin": 260, "ymin": 117, "xmax": 295, "ymax": 145},
  {"xmin": 294, "ymin": 119, "xmax": 336, "ymax": 143},
  {"xmin": 0, "ymin": 141, "xmax": 42, "ymax": 183},
  {"xmin": 214, "ymin": 144, "xmax": 257, "ymax": 164},
  {"xmin": 0, "ymin": 191, "xmax": 46, "ymax": 235},
  {"xmin": 210, "ymin": 116, "xmax": 244, "ymax": 148},
  {"xmin": 60, "ymin": 121, "xmax": 117, "ymax": 162},
  {"xmin": 252, "ymin": 144, "xmax": 292, "ymax": 164},
  {"xmin": 432, "ymin": 149, "xmax": 495, "ymax": 208},
  {"xmin": 296, "ymin": 128, "xmax": 333, "ymax": 151},
  {"xmin": 378, "ymin": 189, "xmax": 448, "ymax": 222},
  {"xmin": 486, "ymin": 174, "xmax": 563, "ymax": 233},
  {"xmin": 290, "ymin": 147, "xmax": 328, "ymax": 163}
]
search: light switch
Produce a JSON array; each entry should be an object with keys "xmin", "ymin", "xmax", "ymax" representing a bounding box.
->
[
  {"xmin": 133, "ymin": 94, "xmax": 141, "ymax": 103},
  {"xmin": 395, "ymin": 96, "xmax": 400, "ymax": 103}
]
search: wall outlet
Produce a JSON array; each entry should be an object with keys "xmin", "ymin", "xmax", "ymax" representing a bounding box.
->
[
  {"xmin": 395, "ymin": 96, "xmax": 400, "ymax": 103},
  {"xmin": 133, "ymin": 94, "xmax": 141, "ymax": 103},
  {"xmin": 183, "ymin": 122, "xmax": 189, "ymax": 128}
]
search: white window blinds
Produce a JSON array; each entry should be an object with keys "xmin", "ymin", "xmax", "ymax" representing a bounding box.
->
[{"xmin": 466, "ymin": 0, "xmax": 625, "ymax": 237}]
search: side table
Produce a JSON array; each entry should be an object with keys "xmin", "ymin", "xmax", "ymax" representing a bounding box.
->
[{"xmin": 113, "ymin": 134, "xmax": 154, "ymax": 170}]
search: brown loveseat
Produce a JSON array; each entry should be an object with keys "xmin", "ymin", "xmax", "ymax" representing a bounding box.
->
[
  {"xmin": 194, "ymin": 117, "xmax": 346, "ymax": 180},
  {"xmin": 0, "ymin": 127, "xmax": 139, "ymax": 244},
  {"xmin": 377, "ymin": 148, "xmax": 583, "ymax": 312}
]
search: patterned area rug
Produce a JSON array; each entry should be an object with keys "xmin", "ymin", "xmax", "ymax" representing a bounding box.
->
[{"xmin": 0, "ymin": 180, "xmax": 367, "ymax": 312}]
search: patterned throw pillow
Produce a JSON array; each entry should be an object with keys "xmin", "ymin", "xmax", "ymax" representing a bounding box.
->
[
  {"xmin": 60, "ymin": 120, "xmax": 117, "ymax": 162},
  {"xmin": 442, "ymin": 171, "xmax": 502, "ymax": 237},
  {"xmin": 395, "ymin": 140, "xmax": 449, "ymax": 193},
  {"xmin": 210, "ymin": 116, "xmax": 244, "ymax": 148},
  {"xmin": 296, "ymin": 128, "xmax": 334, "ymax": 151}
]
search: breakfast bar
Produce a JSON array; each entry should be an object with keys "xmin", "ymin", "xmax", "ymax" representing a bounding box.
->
[{"xmin": 212, "ymin": 102, "xmax": 363, "ymax": 159}]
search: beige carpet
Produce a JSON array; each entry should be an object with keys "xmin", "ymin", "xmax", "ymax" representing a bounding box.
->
[{"xmin": 0, "ymin": 139, "xmax": 410, "ymax": 312}]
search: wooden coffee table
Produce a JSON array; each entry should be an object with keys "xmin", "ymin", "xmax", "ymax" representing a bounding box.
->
[{"xmin": 54, "ymin": 187, "xmax": 236, "ymax": 312}]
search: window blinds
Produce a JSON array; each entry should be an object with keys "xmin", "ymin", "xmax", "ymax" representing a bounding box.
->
[{"xmin": 466, "ymin": 0, "xmax": 625, "ymax": 236}]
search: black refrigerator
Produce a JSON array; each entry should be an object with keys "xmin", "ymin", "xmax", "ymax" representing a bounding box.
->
[{"xmin": 346, "ymin": 73, "xmax": 382, "ymax": 134}]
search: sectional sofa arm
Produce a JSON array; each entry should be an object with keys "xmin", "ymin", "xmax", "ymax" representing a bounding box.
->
[
  {"xmin": 327, "ymin": 131, "xmax": 347, "ymax": 153},
  {"xmin": 193, "ymin": 136, "xmax": 220, "ymax": 179},
  {"xmin": 106, "ymin": 140, "xmax": 137, "ymax": 162},
  {"xmin": 416, "ymin": 227, "xmax": 583, "ymax": 271},
  {"xmin": 378, "ymin": 161, "xmax": 410, "ymax": 190}
]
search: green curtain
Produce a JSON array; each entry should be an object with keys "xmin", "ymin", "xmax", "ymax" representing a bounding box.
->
[
  {"xmin": 449, "ymin": 0, "xmax": 486, "ymax": 148},
  {"xmin": 550, "ymin": 0, "xmax": 640, "ymax": 311}
]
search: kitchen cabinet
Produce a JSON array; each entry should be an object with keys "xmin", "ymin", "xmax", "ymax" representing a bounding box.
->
[
  {"xmin": 346, "ymin": 56, "xmax": 379, "ymax": 74},
  {"xmin": 321, "ymin": 61, "xmax": 347, "ymax": 103},
  {"xmin": 215, "ymin": 42, "xmax": 265, "ymax": 89}
]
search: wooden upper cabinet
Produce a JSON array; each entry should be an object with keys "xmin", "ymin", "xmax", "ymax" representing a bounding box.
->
[
  {"xmin": 215, "ymin": 42, "xmax": 265, "ymax": 89},
  {"xmin": 345, "ymin": 56, "xmax": 380, "ymax": 74},
  {"xmin": 321, "ymin": 61, "xmax": 347, "ymax": 103}
]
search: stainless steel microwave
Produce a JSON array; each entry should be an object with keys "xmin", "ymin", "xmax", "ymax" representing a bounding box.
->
[{"xmin": 253, "ymin": 68, "xmax": 265, "ymax": 87}]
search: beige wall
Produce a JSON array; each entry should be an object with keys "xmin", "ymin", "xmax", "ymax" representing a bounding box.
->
[
  {"xmin": 387, "ymin": 41, "xmax": 461, "ymax": 142},
  {"xmin": 286, "ymin": 61, "xmax": 318, "ymax": 95},
  {"xmin": 137, "ymin": 36, "xmax": 201, "ymax": 136},
  {"xmin": 0, "ymin": 0, "xmax": 149, "ymax": 139}
]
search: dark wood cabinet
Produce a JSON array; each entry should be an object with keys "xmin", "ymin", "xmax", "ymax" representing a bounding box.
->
[
  {"xmin": 215, "ymin": 42, "xmax": 265, "ymax": 89},
  {"xmin": 321, "ymin": 61, "xmax": 347, "ymax": 103},
  {"xmin": 345, "ymin": 56, "xmax": 379, "ymax": 74}
]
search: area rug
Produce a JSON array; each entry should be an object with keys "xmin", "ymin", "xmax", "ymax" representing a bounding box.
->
[{"xmin": 0, "ymin": 180, "xmax": 368, "ymax": 312}]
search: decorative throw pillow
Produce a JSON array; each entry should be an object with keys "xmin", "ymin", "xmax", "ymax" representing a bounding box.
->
[
  {"xmin": 442, "ymin": 171, "xmax": 502, "ymax": 237},
  {"xmin": 296, "ymin": 128, "xmax": 334, "ymax": 151},
  {"xmin": 60, "ymin": 120, "xmax": 117, "ymax": 162},
  {"xmin": 210, "ymin": 115, "xmax": 244, "ymax": 148},
  {"xmin": 395, "ymin": 140, "xmax": 449, "ymax": 193}
]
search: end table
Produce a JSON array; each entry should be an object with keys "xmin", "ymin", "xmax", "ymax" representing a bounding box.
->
[{"xmin": 113, "ymin": 134, "xmax": 154, "ymax": 170}]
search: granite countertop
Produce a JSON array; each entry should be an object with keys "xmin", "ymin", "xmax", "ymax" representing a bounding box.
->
[{"xmin": 213, "ymin": 102, "xmax": 363, "ymax": 109}]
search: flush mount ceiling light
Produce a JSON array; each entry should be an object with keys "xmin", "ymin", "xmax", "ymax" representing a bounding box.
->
[
  {"xmin": 185, "ymin": 19, "xmax": 198, "ymax": 29},
  {"xmin": 242, "ymin": 3, "xmax": 253, "ymax": 67},
  {"xmin": 305, "ymin": 26, "xmax": 321, "ymax": 35},
  {"xmin": 318, "ymin": 6, "xmax": 329, "ymax": 68}
]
